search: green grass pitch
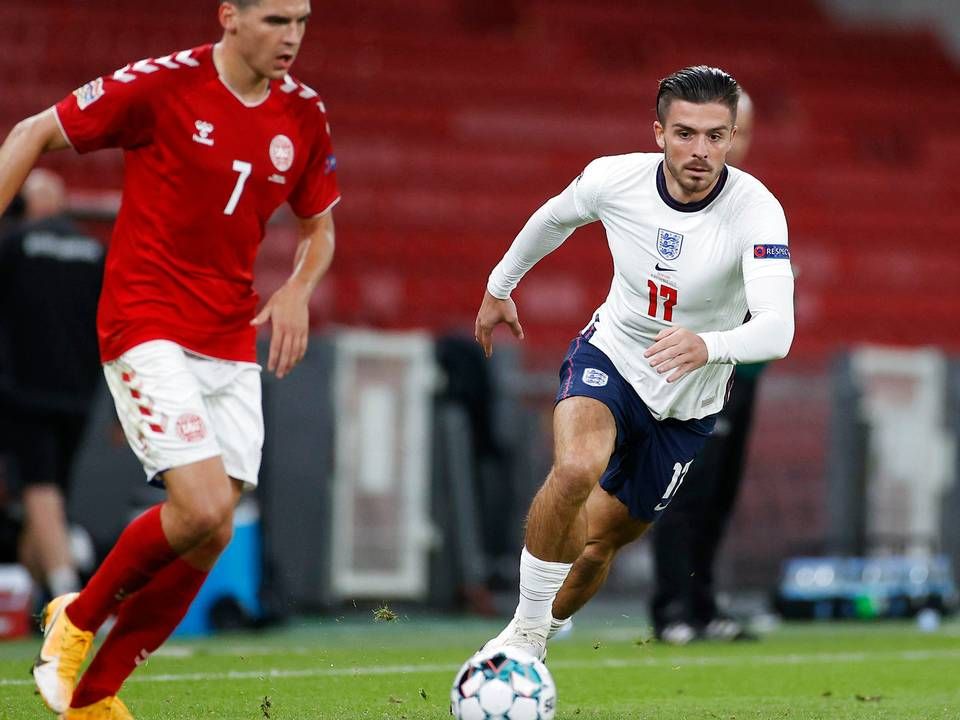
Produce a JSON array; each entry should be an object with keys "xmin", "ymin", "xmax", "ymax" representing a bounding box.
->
[{"xmin": 2, "ymin": 613, "xmax": 958, "ymax": 719}]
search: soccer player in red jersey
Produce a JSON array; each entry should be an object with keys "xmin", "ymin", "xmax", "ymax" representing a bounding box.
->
[{"xmin": 0, "ymin": 2, "xmax": 339, "ymax": 717}]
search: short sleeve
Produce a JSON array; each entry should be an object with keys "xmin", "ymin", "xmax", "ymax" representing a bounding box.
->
[
  {"xmin": 739, "ymin": 196, "xmax": 793, "ymax": 283},
  {"xmin": 288, "ymin": 110, "xmax": 341, "ymax": 218},
  {"xmin": 55, "ymin": 65, "xmax": 157, "ymax": 153}
]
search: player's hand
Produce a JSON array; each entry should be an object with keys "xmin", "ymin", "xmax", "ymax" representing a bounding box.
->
[
  {"xmin": 251, "ymin": 279, "xmax": 311, "ymax": 379},
  {"xmin": 474, "ymin": 290, "xmax": 524, "ymax": 358},
  {"xmin": 644, "ymin": 327, "xmax": 708, "ymax": 383}
]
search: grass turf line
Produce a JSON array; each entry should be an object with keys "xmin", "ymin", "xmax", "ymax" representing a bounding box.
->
[{"xmin": 1, "ymin": 618, "xmax": 958, "ymax": 719}]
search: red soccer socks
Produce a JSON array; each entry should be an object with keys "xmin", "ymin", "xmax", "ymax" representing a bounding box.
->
[
  {"xmin": 70, "ymin": 556, "xmax": 208, "ymax": 708},
  {"xmin": 65, "ymin": 504, "xmax": 178, "ymax": 633}
]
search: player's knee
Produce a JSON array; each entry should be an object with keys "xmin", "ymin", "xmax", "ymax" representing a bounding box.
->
[
  {"xmin": 549, "ymin": 457, "xmax": 603, "ymax": 504},
  {"xmin": 21, "ymin": 483, "xmax": 63, "ymax": 508},
  {"xmin": 207, "ymin": 517, "xmax": 234, "ymax": 554},
  {"xmin": 177, "ymin": 509, "xmax": 218, "ymax": 543},
  {"xmin": 177, "ymin": 501, "xmax": 233, "ymax": 544}
]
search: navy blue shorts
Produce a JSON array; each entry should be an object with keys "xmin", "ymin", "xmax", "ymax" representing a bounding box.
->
[{"xmin": 555, "ymin": 334, "xmax": 716, "ymax": 522}]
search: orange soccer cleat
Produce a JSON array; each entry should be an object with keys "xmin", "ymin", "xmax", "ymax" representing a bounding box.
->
[
  {"xmin": 33, "ymin": 593, "xmax": 94, "ymax": 714},
  {"xmin": 61, "ymin": 696, "xmax": 134, "ymax": 719}
]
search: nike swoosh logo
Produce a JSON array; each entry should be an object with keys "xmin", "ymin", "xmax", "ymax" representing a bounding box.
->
[
  {"xmin": 34, "ymin": 601, "xmax": 63, "ymax": 666},
  {"xmin": 654, "ymin": 502, "xmax": 669, "ymax": 511},
  {"xmin": 655, "ymin": 263, "xmax": 676, "ymax": 272},
  {"xmin": 35, "ymin": 645, "xmax": 56, "ymax": 666}
]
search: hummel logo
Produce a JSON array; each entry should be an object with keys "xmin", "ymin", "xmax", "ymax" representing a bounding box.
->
[
  {"xmin": 192, "ymin": 120, "xmax": 215, "ymax": 146},
  {"xmin": 655, "ymin": 263, "xmax": 676, "ymax": 272}
]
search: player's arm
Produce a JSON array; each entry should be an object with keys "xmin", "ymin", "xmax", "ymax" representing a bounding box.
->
[
  {"xmin": 698, "ymin": 200, "xmax": 794, "ymax": 367},
  {"xmin": 701, "ymin": 274, "xmax": 794, "ymax": 361},
  {"xmin": 2, "ymin": 51, "xmax": 170, "ymax": 215},
  {"xmin": 647, "ymin": 201, "xmax": 794, "ymax": 382},
  {"xmin": 476, "ymin": 163, "xmax": 604, "ymax": 357},
  {"xmin": 251, "ymin": 210, "xmax": 335, "ymax": 379},
  {"xmin": 648, "ymin": 272, "xmax": 794, "ymax": 381},
  {"xmin": 0, "ymin": 108, "xmax": 70, "ymax": 215}
]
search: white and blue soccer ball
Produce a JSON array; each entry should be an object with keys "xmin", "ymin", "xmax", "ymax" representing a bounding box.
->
[{"xmin": 450, "ymin": 646, "xmax": 556, "ymax": 720}]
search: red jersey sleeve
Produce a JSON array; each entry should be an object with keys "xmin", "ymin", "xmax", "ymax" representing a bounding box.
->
[
  {"xmin": 55, "ymin": 62, "xmax": 160, "ymax": 153},
  {"xmin": 288, "ymin": 108, "xmax": 340, "ymax": 218}
]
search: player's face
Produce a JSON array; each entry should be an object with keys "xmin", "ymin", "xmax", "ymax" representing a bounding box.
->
[
  {"xmin": 654, "ymin": 100, "xmax": 736, "ymax": 200},
  {"xmin": 230, "ymin": 0, "xmax": 312, "ymax": 80}
]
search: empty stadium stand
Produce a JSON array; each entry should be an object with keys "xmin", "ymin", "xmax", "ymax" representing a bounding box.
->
[{"xmin": 2, "ymin": 0, "xmax": 958, "ymax": 367}]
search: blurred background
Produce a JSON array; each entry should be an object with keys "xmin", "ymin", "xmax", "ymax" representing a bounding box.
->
[{"xmin": 1, "ymin": 0, "xmax": 959, "ymax": 637}]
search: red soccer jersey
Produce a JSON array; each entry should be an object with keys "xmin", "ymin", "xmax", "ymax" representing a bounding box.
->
[{"xmin": 55, "ymin": 44, "xmax": 341, "ymax": 363}]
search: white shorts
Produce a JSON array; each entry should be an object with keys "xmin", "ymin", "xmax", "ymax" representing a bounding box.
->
[{"xmin": 103, "ymin": 340, "xmax": 264, "ymax": 487}]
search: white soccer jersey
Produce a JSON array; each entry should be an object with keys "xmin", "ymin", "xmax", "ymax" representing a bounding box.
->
[{"xmin": 488, "ymin": 153, "xmax": 794, "ymax": 421}]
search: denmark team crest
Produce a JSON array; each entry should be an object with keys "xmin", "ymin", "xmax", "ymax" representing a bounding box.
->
[
  {"xmin": 270, "ymin": 135, "xmax": 295, "ymax": 172},
  {"xmin": 657, "ymin": 228, "xmax": 684, "ymax": 261}
]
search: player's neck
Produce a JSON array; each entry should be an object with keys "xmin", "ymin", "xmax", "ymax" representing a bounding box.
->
[
  {"xmin": 662, "ymin": 164, "xmax": 721, "ymax": 205},
  {"xmin": 213, "ymin": 42, "xmax": 271, "ymax": 104}
]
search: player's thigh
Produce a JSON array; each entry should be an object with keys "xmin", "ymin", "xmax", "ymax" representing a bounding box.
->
[
  {"xmin": 552, "ymin": 335, "xmax": 628, "ymax": 478},
  {"xmin": 552, "ymin": 397, "xmax": 617, "ymax": 477},
  {"xmin": 644, "ymin": 418, "xmax": 715, "ymax": 518},
  {"xmin": 103, "ymin": 340, "xmax": 222, "ymax": 484},
  {"xmin": 596, "ymin": 411, "xmax": 713, "ymax": 523},
  {"xmin": 163, "ymin": 456, "xmax": 240, "ymax": 517},
  {"xmin": 201, "ymin": 360, "xmax": 264, "ymax": 489},
  {"xmin": 584, "ymin": 484, "xmax": 651, "ymax": 555}
]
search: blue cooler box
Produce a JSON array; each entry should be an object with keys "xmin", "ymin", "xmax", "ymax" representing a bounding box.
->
[{"xmin": 174, "ymin": 501, "xmax": 262, "ymax": 636}]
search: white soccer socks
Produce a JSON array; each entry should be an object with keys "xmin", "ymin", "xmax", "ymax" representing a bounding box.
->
[
  {"xmin": 48, "ymin": 566, "xmax": 80, "ymax": 598},
  {"xmin": 547, "ymin": 615, "xmax": 573, "ymax": 640},
  {"xmin": 481, "ymin": 547, "xmax": 573, "ymax": 661},
  {"xmin": 517, "ymin": 546, "xmax": 573, "ymax": 622},
  {"xmin": 481, "ymin": 547, "xmax": 573, "ymax": 660}
]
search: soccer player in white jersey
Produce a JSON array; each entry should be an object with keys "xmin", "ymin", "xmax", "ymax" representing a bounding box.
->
[
  {"xmin": 474, "ymin": 66, "xmax": 794, "ymax": 660},
  {"xmin": 0, "ymin": 1, "xmax": 338, "ymax": 717}
]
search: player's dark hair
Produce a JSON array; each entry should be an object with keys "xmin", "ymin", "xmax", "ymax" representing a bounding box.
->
[
  {"xmin": 656, "ymin": 66, "xmax": 740, "ymax": 124},
  {"xmin": 221, "ymin": 0, "xmax": 260, "ymax": 8}
]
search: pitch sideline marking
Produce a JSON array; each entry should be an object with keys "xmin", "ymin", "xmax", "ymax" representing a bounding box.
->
[{"xmin": 3, "ymin": 648, "xmax": 960, "ymax": 687}]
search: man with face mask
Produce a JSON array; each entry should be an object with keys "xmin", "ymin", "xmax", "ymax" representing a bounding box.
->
[
  {"xmin": 0, "ymin": 1, "xmax": 339, "ymax": 716},
  {"xmin": 474, "ymin": 67, "xmax": 793, "ymax": 662}
]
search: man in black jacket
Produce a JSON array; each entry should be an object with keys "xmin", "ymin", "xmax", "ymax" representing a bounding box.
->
[{"xmin": 0, "ymin": 169, "xmax": 103, "ymax": 600}]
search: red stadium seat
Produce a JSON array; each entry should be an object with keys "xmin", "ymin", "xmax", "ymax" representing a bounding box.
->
[{"xmin": 3, "ymin": 0, "xmax": 958, "ymax": 359}]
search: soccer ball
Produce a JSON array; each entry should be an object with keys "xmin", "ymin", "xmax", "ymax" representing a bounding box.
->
[{"xmin": 450, "ymin": 646, "xmax": 556, "ymax": 719}]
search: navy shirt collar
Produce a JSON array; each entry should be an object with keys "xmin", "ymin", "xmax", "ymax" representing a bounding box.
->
[{"xmin": 656, "ymin": 161, "xmax": 729, "ymax": 213}]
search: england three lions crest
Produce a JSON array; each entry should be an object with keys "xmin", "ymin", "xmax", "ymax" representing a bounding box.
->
[{"xmin": 657, "ymin": 228, "xmax": 684, "ymax": 261}]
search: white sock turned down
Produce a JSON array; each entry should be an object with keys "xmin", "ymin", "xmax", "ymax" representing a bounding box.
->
[
  {"xmin": 517, "ymin": 546, "xmax": 572, "ymax": 622},
  {"xmin": 47, "ymin": 566, "xmax": 80, "ymax": 598}
]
